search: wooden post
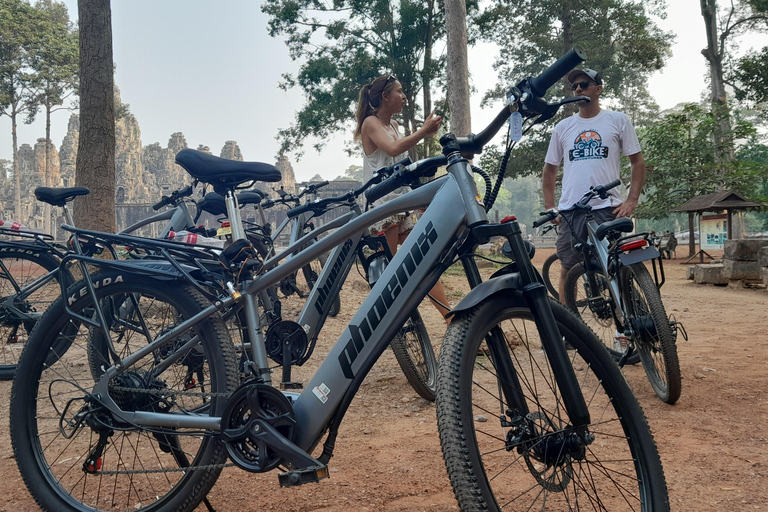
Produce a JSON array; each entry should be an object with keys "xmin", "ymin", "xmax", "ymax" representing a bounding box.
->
[
  {"xmin": 726, "ymin": 209, "xmax": 733, "ymax": 239},
  {"xmin": 688, "ymin": 212, "xmax": 696, "ymax": 257}
]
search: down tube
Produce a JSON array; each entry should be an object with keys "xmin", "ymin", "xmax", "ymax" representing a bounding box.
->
[{"xmin": 292, "ymin": 178, "xmax": 467, "ymax": 451}]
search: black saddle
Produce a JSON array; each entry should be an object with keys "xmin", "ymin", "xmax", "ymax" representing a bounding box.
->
[
  {"xmin": 175, "ymin": 149, "xmax": 282, "ymax": 193},
  {"xmin": 594, "ymin": 217, "xmax": 634, "ymax": 241},
  {"xmin": 197, "ymin": 190, "xmax": 263, "ymax": 216},
  {"xmin": 34, "ymin": 186, "xmax": 90, "ymax": 207}
]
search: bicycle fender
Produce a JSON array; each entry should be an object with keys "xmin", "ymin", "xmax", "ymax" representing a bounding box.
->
[
  {"xmin": 109, "ymin": 259, "xmax": 201, "ymax": 281},
  {"xmin": 449, "ymin": 272, "xmax": 525, "ymax": 316},
  {"xmin": 618, "ymin": 246, "xmax": 660, "ymax": 266}
]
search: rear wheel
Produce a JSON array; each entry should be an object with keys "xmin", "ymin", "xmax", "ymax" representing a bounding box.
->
[
  {"xmin": 541, "ymin": 252, "xmax": 561, "ymax": 301},
  {"xmin": 11, "ymin": 272, "xmax": 238, "ymax": 512},
  {"xmin": 0, "ymin": 248, "xmax": 72, "ymax": 379},
  {"xmin": 621, "ymin": 262, "xmax": 681, "ymax": 404},
  {"xmin": 390, "ymin": 309, "xmax": 437, "ymax": 401},
  {"xmin": 436, "ymin": 294, "xmax": 669, "ymax": 511},
  {"xmin": 564, "ymin": 262, "xmax": 640, "ymax": 365}
]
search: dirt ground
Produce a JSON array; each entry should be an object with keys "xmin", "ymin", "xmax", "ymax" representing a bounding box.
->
[{"xmin": 0, "ymin": 247, "xmax": 766, "ymax": 511}]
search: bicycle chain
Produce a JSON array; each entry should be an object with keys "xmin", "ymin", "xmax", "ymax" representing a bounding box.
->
[{"xmin": 108, "ymin": 385, "xmax": 233, "ymax": 399}]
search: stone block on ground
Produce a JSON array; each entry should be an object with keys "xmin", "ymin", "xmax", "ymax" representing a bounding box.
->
[
  {"xmin": 722, "ymin": 259, "xmax": 762, "ymax": 281},
  {"xmin": 759, "ymin": 247, "xmax": 768, "ymax": 268},
  {"xmin": 762, "ymin": 267, "xmax": 768, "ymax": 288},
  {"xmin": 724, "ymin": 239, "xmax": 768, "ymax": 261},
  {"xmin": 693, "ymin": 263, "xmax": 728, "ymax": 285},
  {"xmin": 686, "ymin": 266, "xmax": 695, "ymax": 280}
]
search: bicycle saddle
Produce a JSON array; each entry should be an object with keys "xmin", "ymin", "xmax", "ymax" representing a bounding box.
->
[
  {"xmin": 175, "ymin": 149, "xmax": 282, "ymax": 192},
  {"xmin": 34, "ymin": 186, "xmax": 90, "ymax": 206},
  {"xmin": 594, "ymin": 217, "xmax": 634, "ymax": 241},
  {"xmin": 198, "ymin": 190, "xmax": 263, "ymax": 216}
]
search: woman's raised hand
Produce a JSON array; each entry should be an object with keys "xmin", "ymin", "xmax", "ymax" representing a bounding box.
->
[{"xmin": 422, "ymin": 112, "xmax": 443, "ymax": 137}]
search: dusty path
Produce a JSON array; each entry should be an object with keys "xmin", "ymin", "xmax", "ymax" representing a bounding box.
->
[{"xmin": 0, "ymin": 248, "xmax": 766, "ymax": 511}]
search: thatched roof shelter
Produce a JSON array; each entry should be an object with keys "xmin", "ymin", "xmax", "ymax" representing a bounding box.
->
[{"xmin": 672, "ymin": 190, "xmax": 762, "ymax": 214}]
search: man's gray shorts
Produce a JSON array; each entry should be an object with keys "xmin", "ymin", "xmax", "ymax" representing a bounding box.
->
[{"xmin": 556, "ymin": 207, "xmax": 617, "ymax": 269}]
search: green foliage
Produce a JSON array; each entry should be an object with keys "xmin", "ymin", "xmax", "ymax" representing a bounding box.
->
[
  {"xmin": 342, "ymin": 164, "xmax": 363, "ymax": 181},
  {"xmin": 262, "ymin": 0, "xmax": 468, "ymax": 159},
  {"xmin": 28, "ymin": 0, "xmax": 79, "ymax": 119},
  {"xmin": 0, "ymin": 0, "xmax": 43, "ymax": 124},
  {"xmin": 637, "ymin": 103, "xmax": 765, "ymax": 219},
  {"xmin": 472, "ymin": 0, "xmax": 673, "ymax": 183}
]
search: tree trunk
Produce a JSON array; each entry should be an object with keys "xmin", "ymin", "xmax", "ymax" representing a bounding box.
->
[
  {"xmin": 700, "ymin": 0, "xmax": 735, "ymax": 167},
  {"xmin": 75, "ymin": 0, "xmax": 115, "ymax": 232},
  {"xmin": 444, "ymin": 0, "xmax": 471, "ymax": 136},
  {"xmin": 561, "ymin": 2, "xmax": 577, "ymax": 116},
  {"xmin": 688, "ymin": 212, "xmax": 696, "ymax": 257},
  {"xmin": 44, "ymin": 103, "xmax": 52, "ymax": 234},
  {"xmin": 422, "ymin": 0, "xmax": 434, "ymax": 119},
  {"xmin": 11, "ymin": 108, "xmax": 21, "ymax": 221}
]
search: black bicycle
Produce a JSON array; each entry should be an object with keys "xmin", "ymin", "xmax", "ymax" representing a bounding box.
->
[{"xmin": 535, "ymin": 182, "xmax": 684, "ymax": 404}]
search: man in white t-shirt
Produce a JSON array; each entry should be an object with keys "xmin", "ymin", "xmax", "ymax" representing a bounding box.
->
[{"xmin": 542, "ymin": 68, "xmax": 645, "ymax": 302}]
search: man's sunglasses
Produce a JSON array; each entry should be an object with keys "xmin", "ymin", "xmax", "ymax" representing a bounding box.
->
[{"xmin": 571, "ymin": 80, "xmax": 595, "ymax": 91}]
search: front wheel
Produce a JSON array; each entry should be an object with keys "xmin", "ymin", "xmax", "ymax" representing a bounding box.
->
[
  {"xmin": 621, "ymin": 262, "xmax": 682, "ymax": 404},
  {"xmin": 436, "ymin": 294, "xmax": 669, "ymax": 511},
  {"xmin": 389, "ymin": 309, "xmax": 437, "ymax": 401},
  {"xmin": 564, "ymin": 262, "xmax": 641, "ymax": 365},
  {"xmin": 541, "ymin": 252, "xmax": 561, "ymax": 301}
]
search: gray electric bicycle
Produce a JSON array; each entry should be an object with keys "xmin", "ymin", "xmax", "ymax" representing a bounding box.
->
[
  {"xmin": 535, "ymin": 182, "xmax": 683, "ymax": 404},
  {"xmin": 10, "ymin": 47, "xmax": 668, "ymax": 512}
]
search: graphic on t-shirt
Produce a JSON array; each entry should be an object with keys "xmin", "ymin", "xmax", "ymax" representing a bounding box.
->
[{"xmin": 569, "ymin": 130, "xmax": 609, "ymax": 161}]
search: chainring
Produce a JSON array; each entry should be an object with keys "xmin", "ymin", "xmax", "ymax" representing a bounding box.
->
[
  {"xmin": 220, "ymin": 382, "xmax": 296, "ymax": 472},
  {"xmin": 265, "ymin": 320, "xmax": 309, "ymax": 365}
]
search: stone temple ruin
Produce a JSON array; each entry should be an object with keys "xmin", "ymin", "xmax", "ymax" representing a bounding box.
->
[{"xmin": 3, "ymin": 93, "xmax": 298, "ymax": 238}]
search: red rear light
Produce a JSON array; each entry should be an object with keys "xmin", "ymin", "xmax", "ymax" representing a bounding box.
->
[
  {"xmin": 621, "ymin": 239, "xmax": 648, "ymax": 252},
  {"xmin": 500, "ymin": 216, "xmax": 517, "ymax": 223},
  {"xmin": 221, "ymin": 221, "xmax": 230, "ymax": 227}
]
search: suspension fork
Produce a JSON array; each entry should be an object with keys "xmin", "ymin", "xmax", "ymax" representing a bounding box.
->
[{"xmin": 472, "ymin": 221, "xmax": 591, "ymax": 428}]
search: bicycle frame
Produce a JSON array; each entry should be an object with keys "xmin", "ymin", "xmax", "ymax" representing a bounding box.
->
[
  {"xmin": 119, "ymin": 199, "xmax": 197, "ymax": 238},
  {"xmin": 77, "ymin": 149, "xmax": 590, "ymax": 470}
]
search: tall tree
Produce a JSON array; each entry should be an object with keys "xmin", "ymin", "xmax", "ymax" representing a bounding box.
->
[
  {"xmin": 262, "ymin": 0, "xmax": 450, "ymax": 160},
  {"xmin": 700, "ymin": 0, "xmax": 768, "ymax": 165},
  {"xmin": 445, "ymin": 0, "xmax": 471, "ymax": 136},
  {"xmin": 0, "ymin": 0, "xmax": 43, "ymax": 219},
  {"xmin": 74, "ymin": 0, "xmax": 114, "ymax": 231},
  {"xmin": 30, "ymin": 0, "xmax": 78, "ymax": 233}
]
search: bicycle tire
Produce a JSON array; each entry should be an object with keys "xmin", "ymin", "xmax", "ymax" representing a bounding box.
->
[
  {"xmin": 10, "ymin": 271, "xmax": 239, "ymax": 512},
  {"xmin": 564, "ymin": 262, "xmax": 641, "ymax": 365},
  {"xmin": 541, "ymin": 252, "xmax": 561, "ymax": 301},
  {"xmin": 389, "ymin": 308, "xmax": 437, "ymax": 401},
  {"xmin": 436, "ymin": 293, "xmax": 669, "ymax": 511},
  {"xmin": 0, "ymin": 248, "xmax": 72, "ymax": 380},
  {"xmin": 621, "ymin": 262, "xmax": 682, "ymax": 404}
]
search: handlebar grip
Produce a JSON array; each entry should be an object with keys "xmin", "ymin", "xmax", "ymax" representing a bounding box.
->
[
  {"xmin": 365, "ymin": 175, "xmax": 403, "ymax": 204},
  {"xmin": 152, "ymin": 198, "xmax": 168, "ymax": 211},
  {"xmin": 532, "ymin": 211, "xmax": 557, "ymax": 228},
  {"xmin": 528, "ymin": 46, "xmax": 587, "ymax": 97},
  {"xmin": 604, "ymin": 179, "xmax": 622, "ymax": 191},
  {"xmin": 315, "ymin": 180, "xmax": 329, "ymax": 189},
  {"xmin": 286, "ymin": 202, "xmax": 313, "ymax": 218}
]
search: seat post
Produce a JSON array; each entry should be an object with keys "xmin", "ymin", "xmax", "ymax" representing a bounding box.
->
[{"xmin": 224, "ymin": 189, "xmax": 247, "ymax": 241}]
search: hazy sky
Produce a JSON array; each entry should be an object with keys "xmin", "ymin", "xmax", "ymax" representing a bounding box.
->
[{"xmin": 2, "ymin": 0, "xmax": 767, "ymax": 183}]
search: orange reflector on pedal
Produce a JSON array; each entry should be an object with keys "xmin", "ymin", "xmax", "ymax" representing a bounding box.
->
[
  {"xmin": 621, "ymin": 239, "xmax": 648, "ymax": 252},
  {"xmin": 500, "ymin": 216, "xmax": 517, "ymax": 223}
]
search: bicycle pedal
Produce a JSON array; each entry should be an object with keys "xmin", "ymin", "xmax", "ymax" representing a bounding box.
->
[
  {"xmin": 280, "ymin": 382, "xmax": 304, "ymax": 390},
  {"xmin": 278, "ymin": 465, "xmax": 329, "ymax": 487}
]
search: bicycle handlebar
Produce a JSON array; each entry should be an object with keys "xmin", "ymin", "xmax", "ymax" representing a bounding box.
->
[
  {"xmin": 528, "ymin": 46, "xmax": 588, "ymax": 98},
  {"xmin": 532, "ymin": 179, "xmax": 623, "ymax": 228},
  {"xmin": 364, "ymin": 155, "xmax": 446, "ymax": 204},
  {"xmin": 152, "ymin": 184, "xmax": 194, "ymax": 210}
]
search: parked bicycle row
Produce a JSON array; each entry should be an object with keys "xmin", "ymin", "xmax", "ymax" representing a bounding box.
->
[{"xmin": 1, "ymin": 47, "xmax": 673, "ymax": 512}]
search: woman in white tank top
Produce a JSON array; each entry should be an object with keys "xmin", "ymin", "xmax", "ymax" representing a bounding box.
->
[{"xmin": 354, "ymin": 74, "xmax": 451, "ymax": 321}]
